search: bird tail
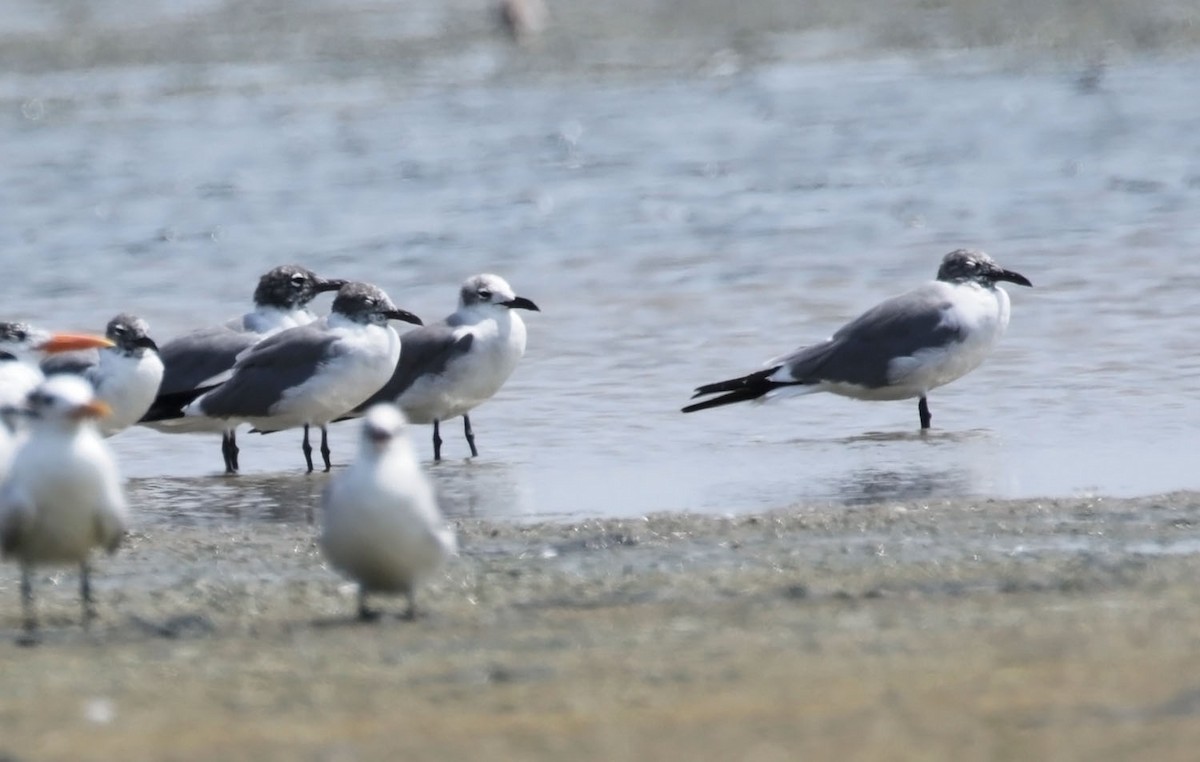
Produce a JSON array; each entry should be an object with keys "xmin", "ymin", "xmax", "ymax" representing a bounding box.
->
[
  {"xmin": 138, "ymin": 384, "xmax": 218, "ymax": 423},
  {"xmin": 681, "ymin": 367, "xmax": 793, "ymax": 413}
]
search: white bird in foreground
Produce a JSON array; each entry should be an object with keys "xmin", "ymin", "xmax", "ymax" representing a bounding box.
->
[
  {"xmin": 348, "ymin": 274, "xmax": 540, "ymax": 461},
  {"xmin": 0, "ymin": 375, "xmax": 128, "ymax": 641},
  {"xmin": 320, "ymin": 404, "xmax": 456, "ymax": 620},
  {"xmin": 41, "ymin": 313, "xmax": 164, "ymax": 437},
  {"xmin": 1, "ymin": 323, "xmax": 116, "ymax": 484},
  {"xmin": 682, "ymin": 249, "xmax": 1032, "ymax": 429}
]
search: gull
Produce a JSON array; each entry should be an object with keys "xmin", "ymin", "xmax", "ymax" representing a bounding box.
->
[
  {"xmin": 348, "ymin": 274, "xmax": 539, "ymax": 461},
  {"xmin": 320, "ymin": 403, "xmax": 456, "ymax": 620},
  {"xmin": 41, "ymin": 313, "xmax": 163, "ymax": 437},
  {"xmin": 140, "ymin": 265, "xmax": 346, "ymax": 473},
  {"xmin": 145, "ymin": 282, "xmax": 422, "ymax": 473},
  {"xmin": 0, "ymin": 375, "xmax": 128, "ymax": 642},
  {"xmin": 1, "ymin": 322, "xmax": 116, "ymax": 481},
  {"xmin": 682, "ymin": 249, "xmax": 1032, "ymax": 428}
]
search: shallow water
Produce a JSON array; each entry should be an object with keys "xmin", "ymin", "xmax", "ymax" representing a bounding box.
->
[{"xmin": 2, "ymin": 2, "xmax": 1199, "ymax": 523}]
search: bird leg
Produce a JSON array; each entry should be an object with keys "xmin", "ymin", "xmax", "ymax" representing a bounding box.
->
[
  {"xmin": 918, "ymin": 396, "xmax": 932, "ymax": 430},
  {"xmin": 320, "ymin": 426, "xmax": 332, "ymax": 472},
  {"xmin": 20, "ymin": 564, "xmax": 37, "ymax": 637},
  {"xmin": 432, "ymin": 419, "xmax": 443, "ymax": 461},
  {"xmin": 302, "ymin": 424, "xmax": 315, "ymax": 473},
  {"xmin": 463, "ymin": 414, "xmax": 478, "ymax": 458},
  {"xmin": 80, "ymin": 561, "xmax": 96, "ymax": 627},
  {"xmin": 221, "ymin": 430, "xmax": 239, "ymax": 474},
  {"xmin": 357, "ymin": 587, "xmax": 381, "ymax": 622},
  {"xmin": 402, "ymin": 589, "xmax": 418, "ymax": 621}
]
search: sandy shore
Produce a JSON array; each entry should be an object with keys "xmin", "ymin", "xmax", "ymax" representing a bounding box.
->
[{"xmin": 4, "ymin": 492, "xmax": 1200, "ymax": 759}]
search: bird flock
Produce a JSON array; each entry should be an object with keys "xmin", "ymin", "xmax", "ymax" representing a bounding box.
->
[{"xmin": 0, "ymin": 249, "xmax": 1028, "ymax": 642}]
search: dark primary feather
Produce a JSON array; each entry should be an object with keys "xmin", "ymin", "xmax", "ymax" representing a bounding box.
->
[
  {"xmin": 351, "ymin": 325, "xmax": 474, "ymax": 413},
  {"xmin": 196, "ymin": 325, "xmax": 341, "ymax": 419},
  {"xmin": 156, "ymin": 326, "xmax": 259, "ymax": 396}
]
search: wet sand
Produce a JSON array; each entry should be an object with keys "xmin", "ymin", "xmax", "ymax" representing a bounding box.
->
[{"xmin": 4, "ymin": 492, "xmax": 1200, "ymax": 760}]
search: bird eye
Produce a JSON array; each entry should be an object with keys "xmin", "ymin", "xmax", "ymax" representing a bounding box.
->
[
  {"xmin": 290, "ymin": 274, "xmax": 307, "ymax": 286},
  {"xmin": 477, "ymin": 289, "xmax": 492, "ymax": 300}
]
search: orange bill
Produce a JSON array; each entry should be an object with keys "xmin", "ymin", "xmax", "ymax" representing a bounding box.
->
[
  {"xmin": 70, "ymin": 400, "xmax": 112, "ymax": 420},
  {"xmin": 36, "ymin": 332, "xmax": 116, "ymax": 353}
]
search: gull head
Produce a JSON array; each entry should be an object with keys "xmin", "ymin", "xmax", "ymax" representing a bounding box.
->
[
  {"xmin": 26, "ymin": 375, "xmax": 110, "ymax": 425},
  {"xmin": 1, "ymin": 321, "xmax": 114, "ymax": 360},
  {"xmin": 332, "ymin": 282, "xmax": 423, "ymax": 327},
  {"xmin": 254, "ymin": 265, "xmax": 347, "ymax": 310},
  {"xmin": 936, "ymin": 249, "xmax": 1032, "ymax": 288},
  {"xmin": 359, "ymin": 403, "xmax": 412, "ymax": 454},
  {"xmin": 458, "ymin": 273, "xmax": 540, "ymax": 312},
  {"xmin": 106, "ymin": 313, "xmax": 159, "ymax": 356}
]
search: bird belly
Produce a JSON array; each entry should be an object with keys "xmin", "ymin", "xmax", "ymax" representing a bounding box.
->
[
  {"xmin": 399, "ymin": 337, "xmax": 522, "ymax": 423},
  {"xmin": 96, "ymin": 354, "xmax": 165, "ymax": 436}
]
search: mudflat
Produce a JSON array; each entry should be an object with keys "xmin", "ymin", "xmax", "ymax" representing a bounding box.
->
[{"xmin": 4, "ymin": 492, "xmax": 1200, "ymax": 760}]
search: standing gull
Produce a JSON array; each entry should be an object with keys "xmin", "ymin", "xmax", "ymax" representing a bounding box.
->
[
  {"xmin": 41, "ymin": 313, "xmax": 163, "ymax": 437},
  {"xmin": 146, "ymin": 282, "xmax": 422, "ymax": 473},
  {"xmin": 0, "ymin": 375, "xmax": 128, "ymax": 642},
  {"xmin": 321, "ymin": 403, "xmax": 456, "ymax": 620},
  {"xmin": 2, "ymin": 322, "xmax": 116, "ymax": 481},
  {"xmin": 348, "ymin": 274, "xmax": 539, "ymax": 461},
  {"xmin": 140, "ymin": 265, "xmax": 345, "ymax": 473},
  {"xmin": 682, "ymin": 249, "xmax": 1032, "ymax": 428}
]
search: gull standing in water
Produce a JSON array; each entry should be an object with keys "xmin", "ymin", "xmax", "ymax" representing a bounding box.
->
[
  {"xmin": 140, "ymin": 265, "xmax": 346, "ymax": 473},
  {"xmin": 349, "ymin": 274, "xmax": 539, "ymax": 461},
  {"xmin": 321, "ymin": 404, "xmax": 456, "ymax": 620},
  {"xmin": 41, "ymin": 313, "xmax": 163, "ymax": 437},
  {"xmin": 145, "ymin": 282, "xmax": 422, "ymax": 473},
  {"xmin": 0, "ymin": 375, "xmax": 128, "ymax": 642},
  {"xmin": 683, "ymin": 249, "xmax": 1032, "ymax": 429}
]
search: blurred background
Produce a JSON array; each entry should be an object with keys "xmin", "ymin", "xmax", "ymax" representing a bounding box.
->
[{"xmin": 2, "ymin": 0, "xmax": 1199, "ymax": 520}]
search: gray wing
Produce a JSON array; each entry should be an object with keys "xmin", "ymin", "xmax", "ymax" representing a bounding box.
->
[
  {"xmin": 197, "ymin": 325, "xmax": 341, "ymax": 418},
  {"xmin": 157, "ymin": 326, "xmax": 259, "ymax": 396},
  {"xmin": 354, "ymin": 322, "xmax": 473, "ymax": 411},
  {"xmin": 778, "ymin": 285, "xmax": 965, "ymax": 388},
  {"xmin": 40, "ymin": 349, "xmax": 100, "ymax": 378}
]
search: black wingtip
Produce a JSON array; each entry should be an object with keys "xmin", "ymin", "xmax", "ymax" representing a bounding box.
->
[
  {"xmin": 682, "ymin": 367, "xmax": 788, "ymax": 413},
  {"xmin": 138, "ymin": 383, "xmax": 219, "ymax": 423}
]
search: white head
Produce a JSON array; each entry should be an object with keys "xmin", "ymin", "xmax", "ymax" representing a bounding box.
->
[
  {"xmin": 457, "ymin": 274, "xmax": 540, "ymax": 313},
  {"xmin": 359, "ymin": 403, "xmax": 415, "ymax": 456},
  {"xmin": 26, "ymin": 374, "xmax": 110, "ymax": 430}
]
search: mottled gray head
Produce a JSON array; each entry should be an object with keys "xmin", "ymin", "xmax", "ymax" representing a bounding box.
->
[
  {"xmin": 457, "ymin": 273, "xmax": 540, "ymax": 312},
  {"xmin": 331, "ymin": 282, "xmax": 423, "ymax": 327},
  {"xmin": 936, "ymin": 250, "xmax": 1032, "ymax": 288},
  {"xmin": 0, "ymin": 322, "xmax": 34, "ymax": 359},
  {"xmin": 253, "ymin": 265, "xmax": 347, "ymax": 310},
  {"xmin": 106, "ymin": 313, "xmax": 159, "ymax": 355}
]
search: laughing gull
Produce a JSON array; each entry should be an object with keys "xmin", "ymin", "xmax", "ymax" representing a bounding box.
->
[
  {"xmin": 321, "ymin": 403, "xmax": 456, "ymax": 620},
  {"xmin": 41, "ymin": 314, "xmax": 163, "ymax": 437},
  {"xmin": 0, "ymin": 375, "xmax": 128, "ymax": 641},
  {"xmin": 146, "ymin": 282, "xmax": 422, "ymax": 473},
  {"xmin": 347, "ymin": 274, "xmax": 540, "ymax": 461},
  {"xmin": 139, "ymin": 265, "xmax": 346, "ymax": 473},
  {"xmin": 682, "ymin": 249, "xmax": 1032, "ymax": 428}
]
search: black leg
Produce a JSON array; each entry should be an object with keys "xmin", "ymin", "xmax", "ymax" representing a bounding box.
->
[
  {"xmin": 463, "ymin": 414, "xmax": 478, "ymax": 458},
  {"xmin": 20, "ymin": 564, "xmax": 36, "ymax": 635},
  {"xmin": 357, "ymin": 588, "xmax": 381, "ymax": 622},
  {"xmin": 302, "ymin": 425, "xmax": 314, "ymax": 473},
  {"xmin": 918, "ymin": 396, "xmax": 932, "ymax": 430},
  {"xmin": 80, "ymin": 561, "xmax": 96, "ymax": 627},
  {"xmin": 320, "ymin": 426, "xmax": 332, "ymax": 472},
  {"xmin": 221, "ymin": 430, "xmax": 239, "ymax": 474},
  {"xmin": 402, "ymin": 589, "xmax": 417, "ymax": 621},
  {"xmin": 432, "ymin": 419, "xmax": 443, "ymax": 461}
]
